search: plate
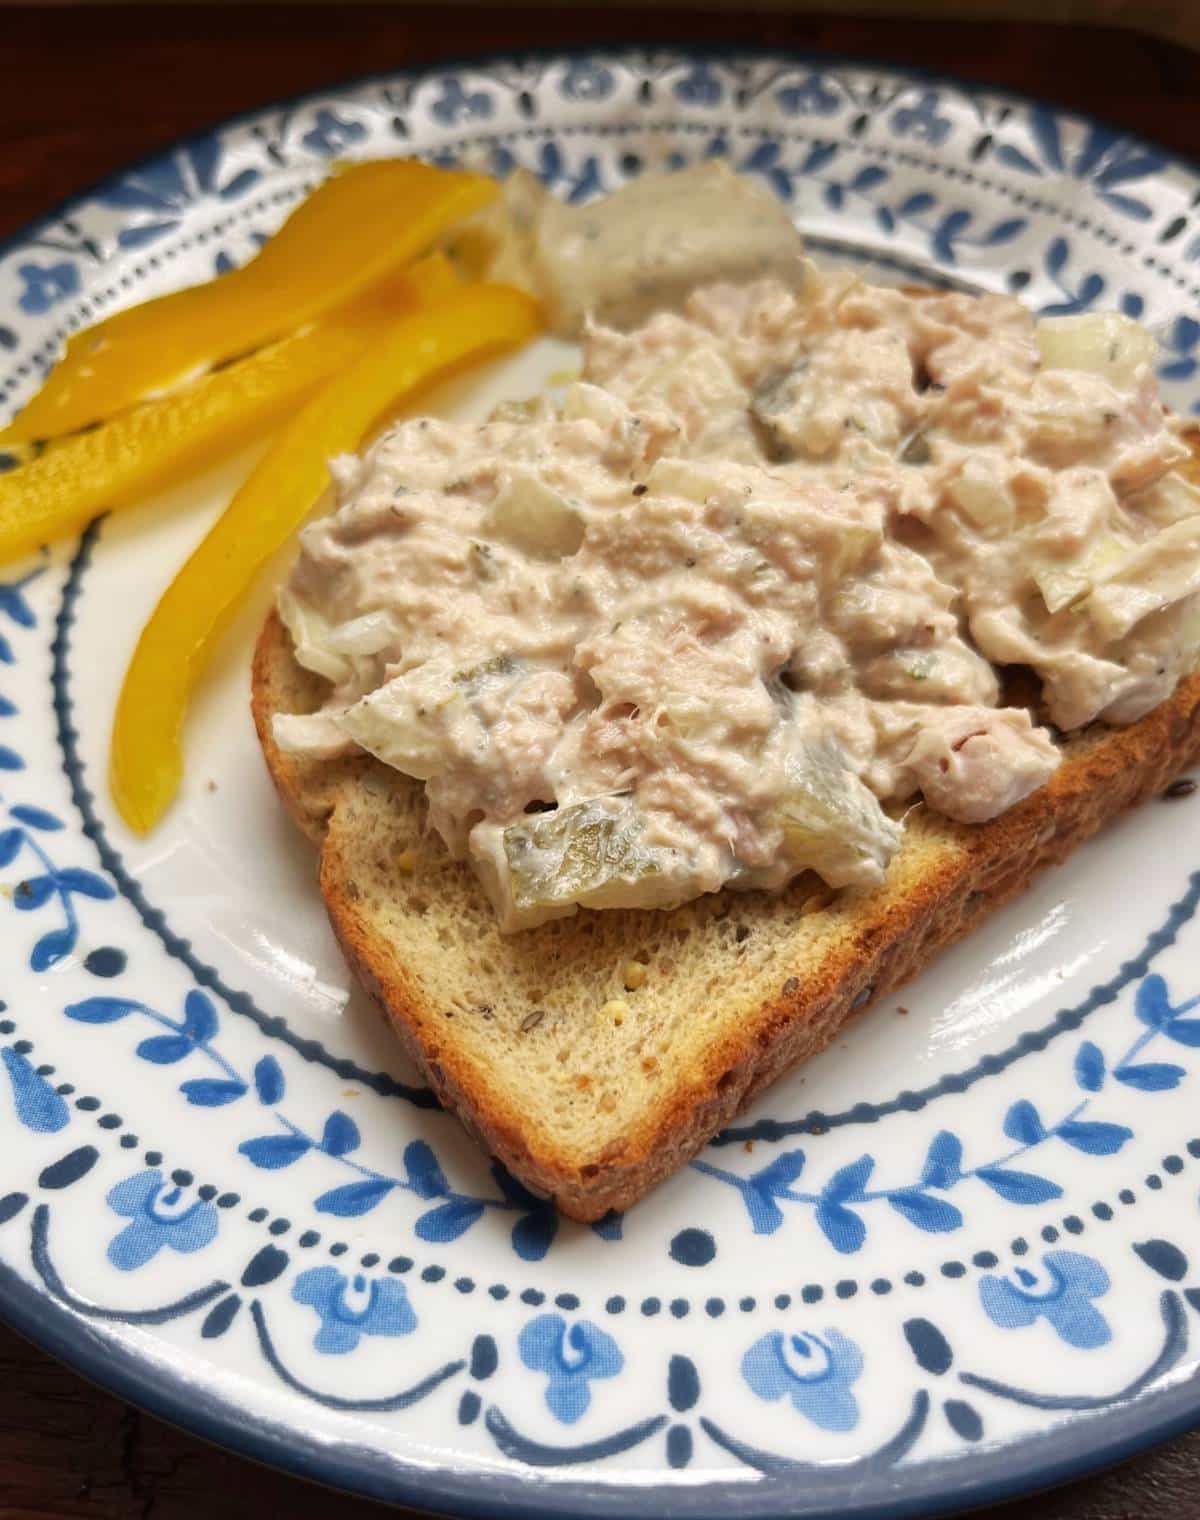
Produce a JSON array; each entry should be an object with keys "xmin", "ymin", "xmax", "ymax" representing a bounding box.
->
[{"xmin": 3, "ymin": 48, "xmax": 1200, "ymax": 1520}]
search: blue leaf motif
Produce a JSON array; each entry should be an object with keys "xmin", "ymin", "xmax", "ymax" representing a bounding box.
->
[
  {"xmin": 1096, "ymin": 150, "xmax": 1165, "ymax": 187},
  {"xmin": 1159, "ymin": 358, "xmax": 1198, "ymax": 383},
  {"xmin": 179, "ymin": 1079, "xmax": 246, "ymax": 1106},
  {"xmin": 31, "ymin": 927, "xmax": 75, "ymax": 971},
  {"xmin": 983, "ymin": 217, "xmax": 1027, "ymax": 245},
  {"xmin": 1003, "ymin": 1100, "xmax": 1046, "ymax": 1144},
  {"xmin": 320, "ymin": 1111, "xmax": 360, "ymax": 1157},
  {"xmin": 98, "ymin": 180, "xmax": 176, "ymax": 213},
  {"xmin": 823, "ymin": 1156, "xmax": 873, "ymax": 1202},
  {"xmin": 0, "ymin": 694, "xmax": 14, "ymax": 715},
  {"xmin": 815, "ymin": 1199, "xmax": 865, "ymax": 1254},
  {"xmin": 744, "ymin": 142, "xmax": 780, "ymax": 173},
  {"xmin": 850, "ymin": 166, "xmax": 888, "ymax": 192},
  {"xmin": 750, "ymin": 1151, "xmax": 806, "ymax": 1196},
  {"xmin": 512, "ymin": 1208, "xmax": 558, "ymax": 1261},
  {"xmin": 8, "ymin": 806, "xmax": 61, "ymax": 831},
  {"xmin": 1056, "ymin": 1120, "xmax": 1132, "ymax": 1155},
  {"xmin": 1171, "ymin": 315, "xmax": 1200, "ymax": 351},
  {"xmin": 135, "ymin": 1035, "xmax": 192, "ymax": 1065},
  {"xmin": 403, "ymin": 1139, "xmax": 449, "ymax": 1199},
  {"xmin": 1165, "ymin": 1018, "xmax": 1200, "ymax": 1048},
  {"xmin": 932, "ymin": 209, "xmax": 972, "ymax": 263},
  {"xmin": 976, "ymin": 1166, "xmax": 1062, "ymax": 1204},
  {"xmin": 0, "ymin": 829, "xmax": 22, "ymax": 868},
  {"xmin": 1073, "ymin": 125, "xmax": 1119, "ymax": 179},
  {"xmin": 887, "ymin": 1190, "xmax": 963, "ymax": 1233},
  {"xmin": 217, "ymin": 168, "xmax": 261, "ymax": 201},
  {"xmin": 183, "ymin": 136, "xmax": 220, "ymax": 194},
  {"xmin": 1115, "ymin": 1061, "xmax": 1186, "ymax": 1090},
  {"xmin": 1074, "ymin": 1041, "xmax": 1105, "ymax": 1092},
  {"xmin": 182, "ymin": 989, "xmax": 218, "ymax": 1043},
  {"xmin": 899, "ymin": 191, "xmax": 936, "ymax": 217},
  {"xmin": 12, "ymin": 875, "xmax": 52, "ymax": 909},
  {"xmin": 1076, "ymin": 272, "xmax": 1106, "ymax": 308},
  {"xmin": 800, "ymin": 143, "xmax": 838, "ymax": 175},
  {"xmin": 991, "ymin": 144, "xmax": 1040, "ymax": 174},
  {"xmin": 537, "ymin": 142, "xmax": 563, "ymax": 185},
  {"xmin": 590, "ymin": 1210, "xmax": 623, "ymax": 1241},
  {"xmin": 1029, "ymin": 108, "xmax": 1064, "ymax": 171},
  {"xmin": 1098, "ymin": 192, "xmax": 1153, "ymax": 221},
  {"xmin": 744, "ymin": 1187, "xmax": 784, "ymax": 1236},
  {"xmin": 415, "ymin": 1198, "xmax": 485, "ymax": 1242},
  {"xmin": 0, "ymin": 582, "xmax": 35, "ymax": 627},
  {"xmin": 920, "ymin": 1130, "xmax": 963, "ymax": 1189},
  {"xmin": 2, "ymin": 1048, "xmax": 69, "ymax": 1132},
  {"xmin": 54, "ymin": 868, "xmax": 113, "ymax": 900},
  {"xmin": 253, "ymin": 1055, "xmax": 284, "ymax": 1105},
  {"xmin": 1121, "ymin": 292, "xmax": 1146, "ymax": 320},
  {"xmin": 65, "ymin": 997, "xmax": 137, "ymax": 1024},
  {"xmin": 315, "ymin": 1179, "xmax": 394, "ymax": 1217},
  {"xmin": 116, "ymin": 222, "xmax": 178, "ymax": 251},
  {"xmin": 0, "ymin": 747, "xmax": 23, "ymax": 771},
  {"xmin": 822, "ymin": 182, "xmax": 844, "ymax": 211},
  {"xmin": 238, "ymin": 1134, "xmax": 311, "ymax": 1169},
  {"xmin": 875, "ymin": 206, "xmax": 896, "ymax": 234},
  {"xmin": 1135, "ymin": 974, "xmax": 1173, "ymax": 1028},
  {"xmin": 1046, "ymin": 236, "xmax": 1070, "ymax": 278}
]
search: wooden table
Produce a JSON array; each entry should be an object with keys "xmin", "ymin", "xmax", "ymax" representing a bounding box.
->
[{"xmin": 1, "ymin": 6, "xmax": 1199, "ymax": 1516}]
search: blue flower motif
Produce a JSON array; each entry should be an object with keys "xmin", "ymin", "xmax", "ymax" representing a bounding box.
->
[
  {"xmin": 431, "ymin": 77, "xmax": 495, "ymax": 126},
  {"xmin": 979, "ymin": 1249, "xmax": 1111, "ymax": 1349},
  {"xmin": 776, "ymin": 73, "xmax": 840, "ymax": 118},
  {"xmin": 560, "ymin": 61, "xmax": 615, "ymax": 103},
  {"xmin": 105, "ymin": 1169, "xmax": 219, "ymax": 1271},
  {"xmin": 995, "ymin": 111, "xmax": 1165, "ymax": 220},
  {"xmin": 16, "ymin": 261, "xmax": 80, "ymax": 315},
  {"xmin": 674, "ymin": 64, "xmax": 723, "ymax": 107},
  {"xmin": 518, "ymin": 1313, "xmax": 623, "ymax": 1424},
  {"xmin": 741, "ymin": 1328, "xmax": 863, "ymax": 1432},
  {"xmin": 300, "ymin": 109, "xmax": 368, "ymax": 159},
  {"xmin": 291, "ymin": 1266, "xmax": 417, "ymax": 1354},
  {"xmin": 890, "ymin": 90, "xmax": 952, "ymax": 148},
  {"xmin": 96, "ymin": 137, "xmax": 260, "ymax": 249}
]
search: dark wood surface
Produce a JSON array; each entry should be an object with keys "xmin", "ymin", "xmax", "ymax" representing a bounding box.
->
[{"xmin": 1, "ymin": 5, "xmax": 1199, "ymax": 1516}]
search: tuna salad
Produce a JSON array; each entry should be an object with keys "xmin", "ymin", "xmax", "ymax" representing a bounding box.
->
[{"xmin": 274, "ymin": 267, "xmax": 1200, "ymax": 930}]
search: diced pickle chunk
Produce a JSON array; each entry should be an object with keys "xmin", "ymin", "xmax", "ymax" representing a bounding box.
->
[
  {"xmin": 474, "ymin": 796, "xmax": 691, "ymax": 930},
  {"xmin": 773, "ymin": 737, "xmax": 901, "ymax": 889}
]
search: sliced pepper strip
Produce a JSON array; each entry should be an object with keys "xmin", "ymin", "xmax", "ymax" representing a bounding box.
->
[
  {"xmin": 1, "ymin": 159, "xmax": 495, "ymax": 444},
  {"xmin": 0, "ymin": 253, "xmax": 456, "ymax": 566},
  {"xmin": 110, "ymin": 283, "xmax": 541, "ymax": 834}
]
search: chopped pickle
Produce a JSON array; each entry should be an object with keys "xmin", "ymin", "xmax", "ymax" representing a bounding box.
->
[
  {"xmin": 773, "ymin": 737, "xmax": 901, "ymax": 889},
  {"xmin": 484, "ymin": 468, "xmax": 584, "ymax": 559},
  {"xmin": 479, "ymin": 796, "xmax": 690, "ymax": 930}
]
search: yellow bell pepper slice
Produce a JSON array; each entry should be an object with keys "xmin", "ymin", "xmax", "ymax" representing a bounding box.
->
[
  {"xmin": 1, "ymin": 159, "xmax": 495, "ymax": 444},
  {"xmin": 0, "ymin": 253, "xmax": 457, "ymax": 566},
  {"xmin": 110, "ymin": 282, "xmax": 541, "ymax": 834}
]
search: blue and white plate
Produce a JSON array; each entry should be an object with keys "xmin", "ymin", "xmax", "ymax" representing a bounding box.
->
[{"xmin": 3, "ymin": 49, "xmax": 1200, "ymax": 1519}]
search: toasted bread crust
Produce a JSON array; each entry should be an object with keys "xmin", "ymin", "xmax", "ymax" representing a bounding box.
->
[{"xmin": 252, "ymin": 602, "xmax": 1200, "ymax": 1220}]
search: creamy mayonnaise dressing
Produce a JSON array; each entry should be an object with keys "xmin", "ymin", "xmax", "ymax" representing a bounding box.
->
[{"xmin": 275, "ymin": 191, "xmax": 1200, "ymax": 930}]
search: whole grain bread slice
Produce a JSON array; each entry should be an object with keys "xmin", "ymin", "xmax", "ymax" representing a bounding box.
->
[{"xmin": 250, "ymin": 441, "xmax": 1200, "ymax": 1223}]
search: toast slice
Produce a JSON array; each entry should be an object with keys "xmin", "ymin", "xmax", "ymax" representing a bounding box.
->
[{"xmin": 251, "ymin": 625, "xmax": 1200, "ymax": 1223}]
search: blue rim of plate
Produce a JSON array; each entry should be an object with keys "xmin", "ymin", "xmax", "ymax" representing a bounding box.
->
[{"xmin": 3, "ymin": 42, "xmax": 1200, "ymax": 1519}]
